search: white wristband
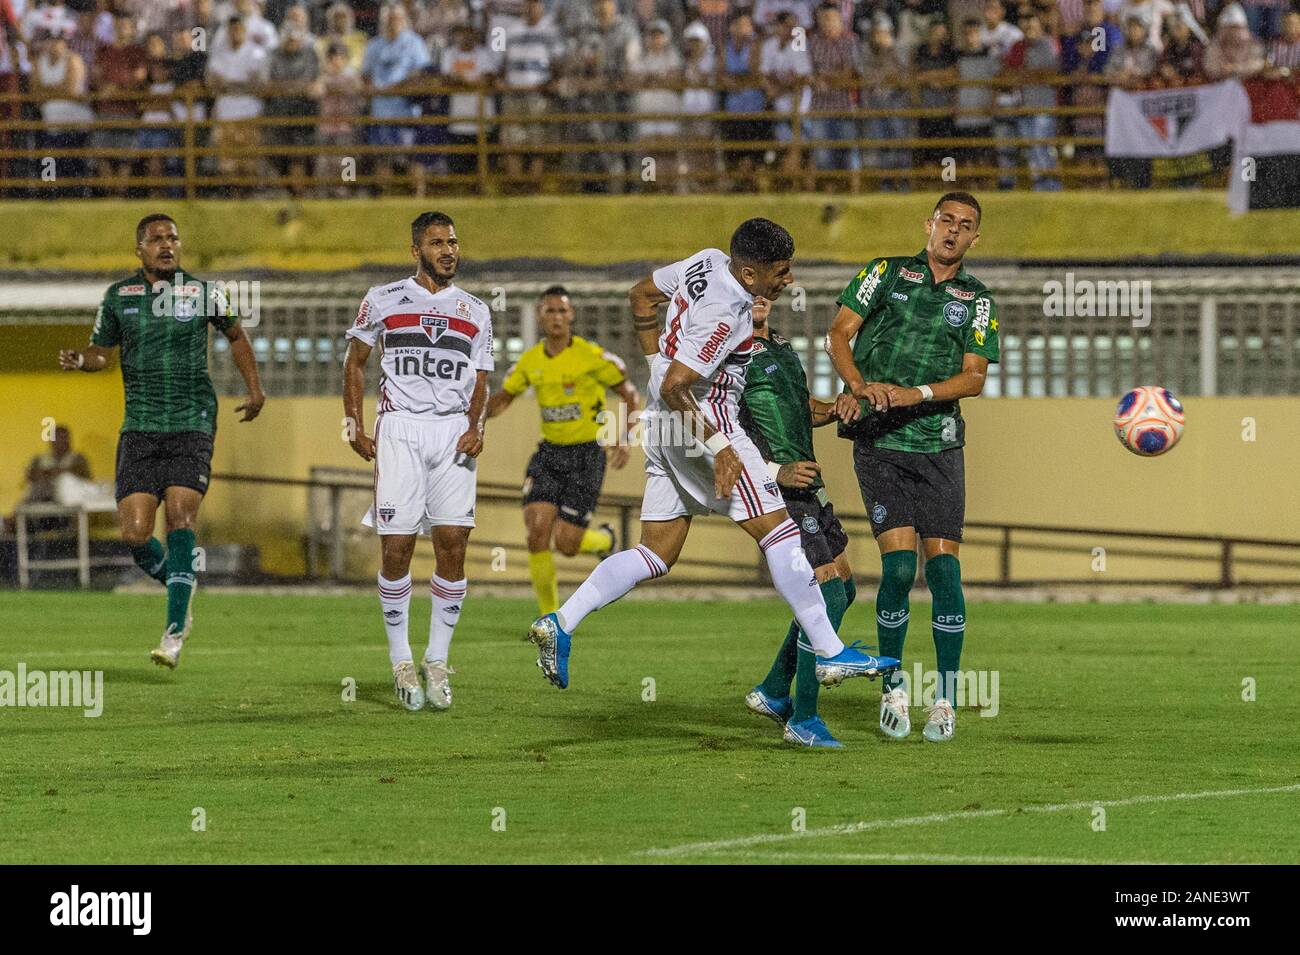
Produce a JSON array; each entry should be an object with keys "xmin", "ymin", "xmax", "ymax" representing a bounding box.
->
[
  {"xmin": 918, "ymin": 384, "xmax": 934, "ymax": 401},
  {"xmin": 704, "ymin": 432, "xmax": 731, "ymax": 455},
  {"xmin": 75, "ymin": 352, "xmax": 85, "ymax": 369},
  {"xmin": 766, "ymin": 460, "xmax": 782, "ymax": 481}
]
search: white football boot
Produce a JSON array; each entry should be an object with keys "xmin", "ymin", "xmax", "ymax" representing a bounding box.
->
[
  {"xmin": 150, "ymin": 624, "xmax": 185, "ymax": 669},
  {"xmin": 923, "ymin": 698, "xmax": 956, "ymax": 743},
  {"xmin": 879, "ymin": 686, "xmax": 911, "ymax": 739},
  {"xmin": 421, "ymin": 658, "xmax": 454, "ymax": 711},
  {"xmin": 392, "ymin": 660, "xmax": 427, "ymax": 711}
]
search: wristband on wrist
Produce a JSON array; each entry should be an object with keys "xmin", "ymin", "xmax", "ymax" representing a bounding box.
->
[
  {"xmin": 918, "ymin": 384, "xmax": 934, "ymax": 401},
  {"xmin": 766, "ymin": 460, "xmax": 782, "ymax": 481},
  {"xmin": 704, "ymin": 432, "xmax": 731, "ymax": 455},
  {"xmin": 75, "ymin": 353, "xmax": 85, "ymax": 369}
]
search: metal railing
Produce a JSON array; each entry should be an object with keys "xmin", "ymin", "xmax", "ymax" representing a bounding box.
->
[{"xmin": 214, "ymin": 471, "xmax": 1300, "ymax": 588}]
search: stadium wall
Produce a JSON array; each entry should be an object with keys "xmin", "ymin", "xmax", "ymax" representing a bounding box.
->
[
  {"xmin": 5, "ymin": 351, "xmax": 1298, "ymax": 585},
  {"xmin": 4, "ymin": 193, "xmax": 1300, "ymax": 271}
]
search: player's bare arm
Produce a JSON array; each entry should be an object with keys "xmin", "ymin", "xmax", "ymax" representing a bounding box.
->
[
  {"xmin": 485, "ymin": 389, "xmax": 514, "ymax": 418},
  {"xmin": 776, "ymin": 460, "xmax": 821, "ymax": 489},
  {"xmin": 342, "ymin": 338, "xmax": 375, "ymax": 461},
  {"xmin": 606, "ymin": 378, "xmax": 641, "ymax": 469},
  {"xmin": 223, "ymin": 322, "xmax": 266, "ymax": 422},
  {"xmin": 827, "ymin": 304, "xmax": 893, "ymax": 412},
  {"xmin": 456, "ymin": 371, "xmax": 490, "ymax": 458},
  {"xmin": 629, "ymin": 275, "xmax": 669, "ymax": 357},
  {"xmin": 885, "ymin": 353, "xmax": 990, "ymax": 408},
  {"xmin": 659, "ymin": 359, "xmax": 742, "ymax": 499},
  {"xmin": 58, "ymin": 344, "xmax": 113, "ymax": 372}
]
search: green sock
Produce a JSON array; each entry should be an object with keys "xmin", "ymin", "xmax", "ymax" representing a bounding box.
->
[
  {"xmin": 759, "ymin": 620, "xmax": 800, "ymax": 699},
  {"xmin": 926, "ymin": 554, "xmax": 966, "ymax": 704},
  {"xmin": 843, "ymin": 575, "xmax": 857, "ymax": 610},
  {"xmin": 792, "ymin": 577, "xmax": 848, "ymax": 723},
  {"xmin": 876, "ymin": 550, "xmax": 916, "ymax": 694},
  {"xmin": 165, "ymin": 528, "xmax": 196, "ymax": 635},
  {"xmin": 130, "ymin": 537, "xmax": 167, "ymax": 585}
]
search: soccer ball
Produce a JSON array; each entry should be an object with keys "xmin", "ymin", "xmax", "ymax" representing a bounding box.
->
[{"xmin": 1113, "ymin": 386, "xmax": 1185, "ymax": 456}]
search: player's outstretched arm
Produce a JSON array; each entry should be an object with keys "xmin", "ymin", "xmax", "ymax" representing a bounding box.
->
[
  {"xmin": 886, "ymin": 353, "xmax": 990, "ymax": 408},
  {"xmin": 629, "ymin": 275, "xmax": 669, "ymax": 358},
  {"xmin": 660, "ymin": 360, "xmax": 741, "ymax": 499},
  {"xmin": 342, "ymin": 339, "xmax": 375, "ymax": 461},
  {"xmin": 223, "ymin": 323, "xmax": 266, "ymax": 422},
  {"xmin": 58, "ymin": 345, "xmax": 113, "ymax": 372},
  {"xmin": 827, "ymin": 305, "xmax": 892, "ymax": 412}
]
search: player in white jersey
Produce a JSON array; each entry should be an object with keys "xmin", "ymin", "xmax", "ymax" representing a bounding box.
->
[
  {"xmin": 342, "ymin": 211, "xmax": 494, "ymax": 713},
  {"xmin": 528, "ymin": 218, "xmax": 891, "ymax": 748}
]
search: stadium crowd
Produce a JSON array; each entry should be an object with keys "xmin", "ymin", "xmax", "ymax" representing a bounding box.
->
[{"xmin": 1, "ymin": 0, "xmax": 1299, "ymax": 193}]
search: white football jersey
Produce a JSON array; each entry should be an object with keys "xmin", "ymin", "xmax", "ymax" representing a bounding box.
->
[
  {"xmin": 649, "ymin": 247, "xmax": 756, "ymax": 435},
  {"xmin": 346, "ymin": 278, "xmax": 495, "ymax": 417}
]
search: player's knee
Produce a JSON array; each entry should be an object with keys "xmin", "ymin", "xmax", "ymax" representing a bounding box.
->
[
  {"xmin": 925, "ymin": 554, "xmax": 962, "ymax": 599},
  {"xmin": 880, "ymin": 550, "xmax": 918, "ymax": 592},
  {"xmin": 555, "ymin": 540, "xmax": 580, "ymax": 557},
  {"xmin": 121, "ymin": 523, "xmax": 153, "ymax": 547}
]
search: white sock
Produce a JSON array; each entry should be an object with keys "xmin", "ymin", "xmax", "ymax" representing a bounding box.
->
[
  {"xmin": 759, "ymin": 520, "xmax": 845, "ymax": 658},
  {"xmin": 378, "ymin": 572, "xmax": 412, "ymax": 666},
  {"xmin": 557, "ymin": 545, "xmax": 667, "ymax": 633},
  {"xmin": 427, "ymin": 574, "xmax": 466, "ymax": 663}
]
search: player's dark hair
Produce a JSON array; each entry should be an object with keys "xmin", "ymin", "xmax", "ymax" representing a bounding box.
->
[
  {"xmin": 136, "ymin": 213, "xmax": 176, "ymax": 243},
  {"xmin": 729, "ymin": 218, "xmax": 795, "ymax": 265},
  {"xmin": 541, "ymin": 284, "xmax": 570, "ymax": 299},
  {"xmin": 411, "ymin": 211, "xmax": 455, "ymax": 245},
  {"xmin": 934, "ymin": 191, "xmax": 982, "ymax": 224}
]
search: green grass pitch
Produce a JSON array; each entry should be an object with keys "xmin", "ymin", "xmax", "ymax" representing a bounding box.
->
[{"xmin": 1, "ymin": 592, "xmax": 1296, "ymax": 864}]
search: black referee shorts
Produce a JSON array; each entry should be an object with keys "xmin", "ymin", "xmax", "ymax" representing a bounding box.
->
[
  {"xmin": 782, "ymin": 488, "xmax": 850, "ymax": 570},
  {"xmin": 852, "ymin": 441, "xmax": 965, "ymax": 542},
  {"xmin": 522, "ymin": 440, "xmax": 606, "ymax": 528},
  {"xmin": 115, "ymin": 430, "xmax": 214, "ymax": 502}
]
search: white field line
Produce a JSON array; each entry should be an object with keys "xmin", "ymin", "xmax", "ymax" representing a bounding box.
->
[
  {"xmin": 701, "ymin": 851, "xmax": 1175, "ymax": 865},
  {"xmin": 640, "ymin": 783, "xmax": 1300, "ymax": 859}
]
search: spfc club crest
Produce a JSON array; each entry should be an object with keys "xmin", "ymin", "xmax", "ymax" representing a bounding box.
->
[
  {"xmin": 378, "ymin": 506, "xmax": 396, "ymax": 524},
  {"xmin": 420, "ymin": 315, "xmax": 448, "ymax": 340}
]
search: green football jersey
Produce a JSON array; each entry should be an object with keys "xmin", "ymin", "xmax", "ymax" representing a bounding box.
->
[
  {"xmin": 739, "ymin": 329, "xmax": 823, "ymax": 490},
  {"xmin": 836, "ymin": 251, "xmax": 1000, "ymax": 454},
  {"xmin": 89, "ymin": 270, "xmax": 237, "ymax": 435}
]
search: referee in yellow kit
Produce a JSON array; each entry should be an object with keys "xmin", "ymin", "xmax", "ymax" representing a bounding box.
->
[{"xmin": 487, "ymin": 285, "xmax": 641, "ymax": 614}]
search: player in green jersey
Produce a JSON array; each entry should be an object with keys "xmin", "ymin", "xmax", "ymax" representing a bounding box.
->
[
  {"xmin": 827, "ymin": 192, "xmax": 1000, "ymax": 743},
  {"xmin": 57, "ymin": 214, "xmax": 265, "ymax": 669},
  {"xmin": 738, "ymin": 298, "xmax": 894, "ymax": 747}
]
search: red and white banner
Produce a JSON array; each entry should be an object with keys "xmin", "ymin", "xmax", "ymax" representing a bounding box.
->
[
  {"xmin": 1105, "ymin": 81, "xmax": 1248, "ymax": 158},
  {"xmin": 1228, "ymin": 79, "xmax": 1300, "ymax": 212}
]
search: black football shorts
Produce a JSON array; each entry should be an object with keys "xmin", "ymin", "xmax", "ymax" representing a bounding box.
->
[
  {"xmin": 852, "ymin": 441, "xmax": 965, "ymax": 542},
  {"xmin": 522, "ymin": 440, "xmax": 606, "ymax": 528},
  {"xmin": 115, "ymin": 430, "xmax": 214, "ymax": 501}
]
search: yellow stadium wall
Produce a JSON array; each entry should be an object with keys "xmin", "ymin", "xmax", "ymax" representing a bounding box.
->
[
  {"xmin": 4, "ymin": 193, "xmax": 1300, "ymax": 270},
  {"xmin": 5, "ymin": 341, "xmax": 1298, "ymax": 585}
]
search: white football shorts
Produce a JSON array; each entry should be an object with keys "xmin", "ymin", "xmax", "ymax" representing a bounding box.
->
[{"xmin": 363, "ymin": 412, "xmax": 477, "ymax": 534}]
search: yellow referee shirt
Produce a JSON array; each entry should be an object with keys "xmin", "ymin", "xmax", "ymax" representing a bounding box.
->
[{"xmin": 502, "ymin": 336, "xmax": 628, "ymax": 445}]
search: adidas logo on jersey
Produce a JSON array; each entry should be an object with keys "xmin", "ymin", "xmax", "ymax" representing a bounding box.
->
[{"xmin": 398, "ymin": 296, "xmax": 413, "ymax": 305}]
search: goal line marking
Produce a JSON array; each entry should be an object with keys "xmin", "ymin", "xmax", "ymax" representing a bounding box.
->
[{"xmin": 640, "ymin": 782, "xmax": 1300, "ymax": 859}]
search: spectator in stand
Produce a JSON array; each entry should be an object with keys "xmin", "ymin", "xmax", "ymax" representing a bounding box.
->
[
  {"xmin": 213, "ymin": 0, "xmax": 278, "ymax": 53},
  {"xmin": 1060, "ymin": 0, "xmax": 1118, "ymax": 154},
  {"xmin": 21, "ymin": 0, "xmax": 72, "ymax": 42},
  {"xmin": 361, "ymin": 3, "xmax": 430, "ymax": 182},
  {"xmin": 913, "ymin": 18, "xmax": 957, "ymax": 175},
  {"xmin": 720, "ymin": 10, "xmax": 765, "ymax": 190},
  {"xmin": 439, "ymin": 24, "xmax": 496, "ymax": 180},
  {"xmin": 1266, "ymin": 11, "xmax": 1300, "ymax": 72},
  {"xmin": 679, "ymin": 20, "xmax": 718, "ymax": 191},
  {"xmin": 414, "ymin": 0, "xmax": 468, "ymax": 64},
  {"xmin": 956, "ymin": 16, "xmax": 996, "ymax": 187},
  {"xmin": 0, "ymin": 13, "xmax": 29, "ymax": 191},
  {"xmin": 574, "ymin": 0, "xmax": 642, "ymax": 191},
  {"xmin": 1056, "ymin": 0, "xmax": 1086, "ymax": 35},
  {"xmin": 859, "ymin": 16, "xmax": 911, "ymax": 191},
  {"xmin": 3, "ymin": 424, "xmax": 92, "ymax": 535},
  {"xmin": 265, "ymin": 22, "xmax": 318, "ymax": 193},
  {"xmin": 311, "ymin": 39, "xmax": 363, "ymax": 194},
  {"xmin": 1117, "ymin": 0, "xmax": 1175, "ymax": 50},
  {"xmin": 317, "ymin": 2, "xmax": 365, "ymax": 70},
  {"xmin": 281, "ymin": 3, "xmax": 314, "ymax": 38},
  {"xmin": 761, "ymin": 11, "xmax": 813, "ymax": 182},
  {"xmin": 629, "ymin": 20, "xmax": 683, "ymax": 190},
  {"xmin": 92, "ymin": 15, "xmax": 148, "ymax": 193},
  {"xmin": 207, "ymin": 14, "xmax": 269, "ymax": 190},
  {"xmin": 893, "ymin": 0, "xmax": 946, "ymax": 61},
  {"xmin": 1107, "ymin": 16, "xmax": 1159, "ymax": 83},
  {"xmin": 808, "ymin": 2, "xmax": 859, "ymax": 186},
  {"xmin": 137, "ymin": 43, "xmax": 183, "ymax": 196},
  {"xmin": 630, "ymin": 0, "xmax": 686, "ymax": 43},
  {"xmin": 981, "ymin": 0, "xmax": 1024, "ymax": 56},
  {"xmin": 1204, "ymin": 2, "xmax": 1266, "ymax": 78},
  {"xmin": 982, "ymin": 0, "xmax": 1023, "ymax": 187},
  {"xmin": 1158, "ymin": 10, "xmax": 1206, "ymax": 81},
  {"xmin": 1236, "ymin": 0, "xmax": 1289, "ymax": 42},
  {"xmin": 66, "ymin": 3, "xmax": 97, "ymax": 77},
  {"xmin": 1004, "ymin": 11, "xmax": 1061, "ymax": 189},
  {"xmin": 689, "ymin": 0, "xmax": 733, "ymax": 57},
  {"xmin": 499, "ymin": 0, "xmax": 561, "ymax": 187},
  {"xmin": 753, "ymin": 0, "xmax": 814, "ymax": 30},
  {"xmin": 32, "ymin": 28, "xmax": 92, "ymax": 193}
]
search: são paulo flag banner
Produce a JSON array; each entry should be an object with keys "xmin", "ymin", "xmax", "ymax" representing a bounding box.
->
[
  {"xmin": 1228, "ymin": 79, "xmax": 1300, "ymax": 212},
  {"xmin": 1105, "ymin": 80, "xmax": 1248, "ymax": 158}
]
